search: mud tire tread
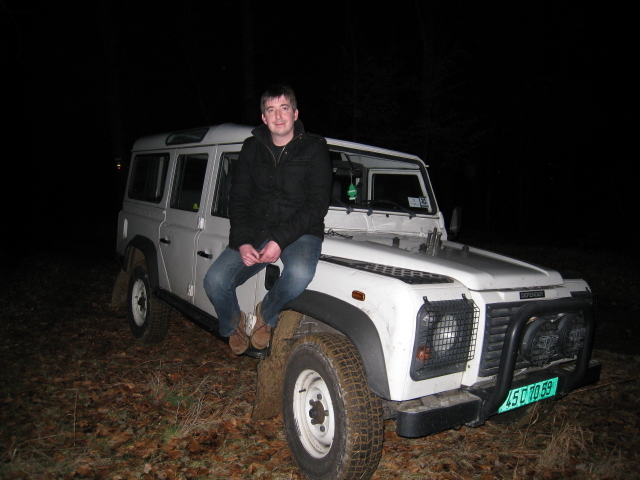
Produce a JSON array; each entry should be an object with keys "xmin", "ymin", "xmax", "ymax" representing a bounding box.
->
[
  {"xmin": 283, "ymin": 333, "xmax": 383, "ymax": 480},
  {"xmin": 126, "ymin": 262, "xmax": 170, "ymax": 344}
]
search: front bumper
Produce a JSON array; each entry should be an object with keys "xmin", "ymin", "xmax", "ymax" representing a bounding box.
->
[{"xmin": 396, "ymin": 297, "xmax": 599, "ymax": 438}]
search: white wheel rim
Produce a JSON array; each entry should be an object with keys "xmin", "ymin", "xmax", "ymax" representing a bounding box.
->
[
  {"xmin": 292, "ymin": 369, "xmax": 335, "ymax": 458},
  {"xmin": 131, "ymin": 278, "xmax": 148, "ymax": 327}
]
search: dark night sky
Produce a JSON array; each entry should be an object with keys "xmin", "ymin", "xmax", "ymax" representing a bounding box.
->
[{"xmin": 1, "ymin": 1, "xmax": 635, "ymax": 254}]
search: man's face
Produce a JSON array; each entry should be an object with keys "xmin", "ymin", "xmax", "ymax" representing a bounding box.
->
[{"xmin": 261, "ymin": 95, "xmax": 299, "ymax": 145}]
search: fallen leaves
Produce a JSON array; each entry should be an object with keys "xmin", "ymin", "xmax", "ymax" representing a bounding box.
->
[{"xmin": 1, "ymin": 255, "xmax": 640, "ymax": 479}]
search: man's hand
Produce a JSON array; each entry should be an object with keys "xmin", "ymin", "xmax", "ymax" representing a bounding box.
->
[
  {"xmin": 258, "ymin": 241, "xmax": 281, "ymax": 263},
  {"xmin": 239, "ymin": 244, "xmax": 262, "ymax": 266}
]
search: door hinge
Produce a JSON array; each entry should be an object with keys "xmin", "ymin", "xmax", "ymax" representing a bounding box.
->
[{"xmin": 187, "ymin": 283, "xmax": 194, "ymax": 297}]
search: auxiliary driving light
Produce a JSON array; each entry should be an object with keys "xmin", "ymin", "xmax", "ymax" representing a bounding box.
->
[
  {"xmin": 521, "ymin": 316, "xmax": 559, "ymax": 366},
  {"xmin": 556, "ymin": 312, "xmax": 586, "ymax": 357}
]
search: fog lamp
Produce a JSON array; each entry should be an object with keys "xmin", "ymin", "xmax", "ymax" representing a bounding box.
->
[
  {"xmin": 521, "ymin": 317, "xmax": 559, "ymax": 366},
  {"xmin": 557, "ymin": 313, "xmax": 586, "ymax": 357}
]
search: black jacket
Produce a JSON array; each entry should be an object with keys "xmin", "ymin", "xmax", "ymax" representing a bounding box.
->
[{"xmin": 228, "ymin": 120, "xmax": 332, "ymax": 251}]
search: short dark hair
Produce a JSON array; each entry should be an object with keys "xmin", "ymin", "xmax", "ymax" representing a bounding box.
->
[{"xmin": 260, "ymin": 85, "xmax": 297, "ymax": 114}]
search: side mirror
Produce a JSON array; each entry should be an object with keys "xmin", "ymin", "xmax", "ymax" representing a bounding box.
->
[{"xmin": 449, "ymin": 207, "xmax": 462, "ymax": 238}]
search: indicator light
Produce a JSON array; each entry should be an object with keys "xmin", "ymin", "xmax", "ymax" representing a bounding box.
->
[
  {"xmin": 352, "ymin": 291, "xmax": 365, "ymax": 301},
  {"xmin": 417, "ymin": 345, "xmax": 430, "ymax": 362}
]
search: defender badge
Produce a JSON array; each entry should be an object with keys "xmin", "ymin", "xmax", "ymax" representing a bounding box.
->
[{"xmin": 520, "ymin": 290, "xmax": 545, "ymax": 299}]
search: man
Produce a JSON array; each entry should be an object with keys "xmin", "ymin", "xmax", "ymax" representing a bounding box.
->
[{"xmin": 204, "ymin": 85, "xmax": 332, "ymax": 355}]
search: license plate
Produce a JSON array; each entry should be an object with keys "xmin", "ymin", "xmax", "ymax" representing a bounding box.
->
[{"xmin": 498, "ymin": 377, "xmax": 558, "ymax": 413}]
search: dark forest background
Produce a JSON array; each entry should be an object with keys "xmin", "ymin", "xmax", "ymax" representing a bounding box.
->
[{"xmin": 1, "ymin": 1, "xmax": 635, "ymax": 256}]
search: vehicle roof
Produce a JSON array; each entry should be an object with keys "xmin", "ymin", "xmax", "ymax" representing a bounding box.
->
[
  {"xmin": 132, "ymin": 123, "xmax": 423, "ymax": 163},
  {"xmin": 132, "ymin": 124, "xmax": 255, "ymax": 151}
]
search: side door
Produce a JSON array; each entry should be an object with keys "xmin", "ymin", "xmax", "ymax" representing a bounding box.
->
[
  {"xmin": 192, "ymin": 147, "xmax": 265, "ymax": 317},
  {"xmin": 158, "ymin": 147, "xmax": 216, "ymax": 300}
]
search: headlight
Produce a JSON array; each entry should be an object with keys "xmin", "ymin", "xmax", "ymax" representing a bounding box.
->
[
  {"xmin": 431, "ymin": 314, "xmax": 459, "ymax": 355},
  {"xmin": 412, "ymin": 299, "xmax": 479, "ymax": 381}
]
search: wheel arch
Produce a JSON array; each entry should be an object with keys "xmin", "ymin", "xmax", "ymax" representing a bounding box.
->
[
  {"xmin": 112, "ymin": 236, "xmax": 160, "ymax": 308},
  {"xmin": 285, "ymin": 290, "xmax": 391, "ymax": 400},
  {"xmin": 124, "ymin": 235, "xmax": 161, "ymax": 289}
]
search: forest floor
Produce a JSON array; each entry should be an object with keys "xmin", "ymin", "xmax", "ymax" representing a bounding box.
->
[{"xmin": 1, "ymin": 239, "xmax": 639, "ymax": 479}]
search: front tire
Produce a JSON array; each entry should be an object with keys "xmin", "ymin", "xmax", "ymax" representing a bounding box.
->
[
  {"xmin": 282, "ymin": 334, "xmax": 383, "ymax": 480},
  {"xmin": 127, "ymin": 263, "xmax": 170, "ymax": 344}
]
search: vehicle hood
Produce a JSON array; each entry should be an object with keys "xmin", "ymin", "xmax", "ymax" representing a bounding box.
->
[{"xmin": 321, "ymin": 233, "xmax": 563, "ymax": 291}]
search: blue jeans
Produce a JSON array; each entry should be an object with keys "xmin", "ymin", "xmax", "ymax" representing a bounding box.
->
[{"xmin": 203, "ymin": 235, "xmax": 322, "ymax": 337}]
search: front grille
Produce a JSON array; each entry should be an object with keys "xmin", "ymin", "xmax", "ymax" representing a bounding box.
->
[
  {"xmin": 320, "ymin": 255, "xmax": 454, "ymax": 284},
  {"xmin": 480, "ymin": 303, "xmax": 531, "ymax": 377}
]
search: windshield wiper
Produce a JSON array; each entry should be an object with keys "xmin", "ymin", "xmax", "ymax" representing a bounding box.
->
[
  {"xmin": 331, "ymin": 196, "xmax": 354, "ymax": 214},
  {"xmin": 366, "ymin": 199, "xmax": 416, "ymax": 219}
]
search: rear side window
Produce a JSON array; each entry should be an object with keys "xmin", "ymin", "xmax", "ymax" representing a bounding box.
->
[
  {"xmin": 170, "ymin": 153, "xmax": 209, "ymax": 211},
  {"xmin": 128, "ymin": 154, "xmax": 169, "ymax": 203},
  {"xmin": 212, "ymin": 152, "xmax": 240, "ymax": 218}
]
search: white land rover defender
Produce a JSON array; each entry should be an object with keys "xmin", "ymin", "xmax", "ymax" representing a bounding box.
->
[{"xmin": 112, "ymin": 124, "xmax": 600, "ymax": 480}]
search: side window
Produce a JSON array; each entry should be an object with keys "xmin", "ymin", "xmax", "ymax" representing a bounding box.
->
[
  {"xmin": 331, "ymin": 153, "xmax": 365, "ymax": 206},
  {"xmin": 212, "ymin": 152, "xmax": 240, "ymax": 218},
  {"xmin": 128, "ymin": 153, "xmax": 169, "ymax": 203},
  {"xmin": 170, "ymin": 153, "xmax": 208, "ymax": 212}
]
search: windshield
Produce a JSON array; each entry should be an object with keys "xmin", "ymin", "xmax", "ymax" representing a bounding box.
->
[{"xmin": 329, "ymin": 150, "xmax": 436, "ymax": 215}]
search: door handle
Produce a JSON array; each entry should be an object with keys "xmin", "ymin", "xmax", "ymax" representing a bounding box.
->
[
  {"xmin": 197, "ymin": 251, "xmax": 213, "ymax": 259},
  {"xmin": 160, "ymin": 238, "xmax": 171, "ymax": 244}
]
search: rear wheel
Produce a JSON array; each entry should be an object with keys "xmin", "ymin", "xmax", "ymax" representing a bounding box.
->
[
  {"xmin": 127, "ymin": 263, "xmax": 170, "ymax": 344},
  {"xmin": 282, "ymin": 334, "xmax": 383, "ymax": 480}
]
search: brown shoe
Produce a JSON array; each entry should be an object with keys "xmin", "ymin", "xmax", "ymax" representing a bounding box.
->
[
  {"xmin": 251, "ymin": 302, "xmax": 271, "ymax": 350},
  {"xmin": 229, "ymin": 312, "xmax": 249, "ymax": 355}
]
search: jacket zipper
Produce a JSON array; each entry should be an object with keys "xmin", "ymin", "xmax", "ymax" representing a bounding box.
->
[{"xmin": 268, "ymin": 133, "xmax": 303, "ymax": 168}]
